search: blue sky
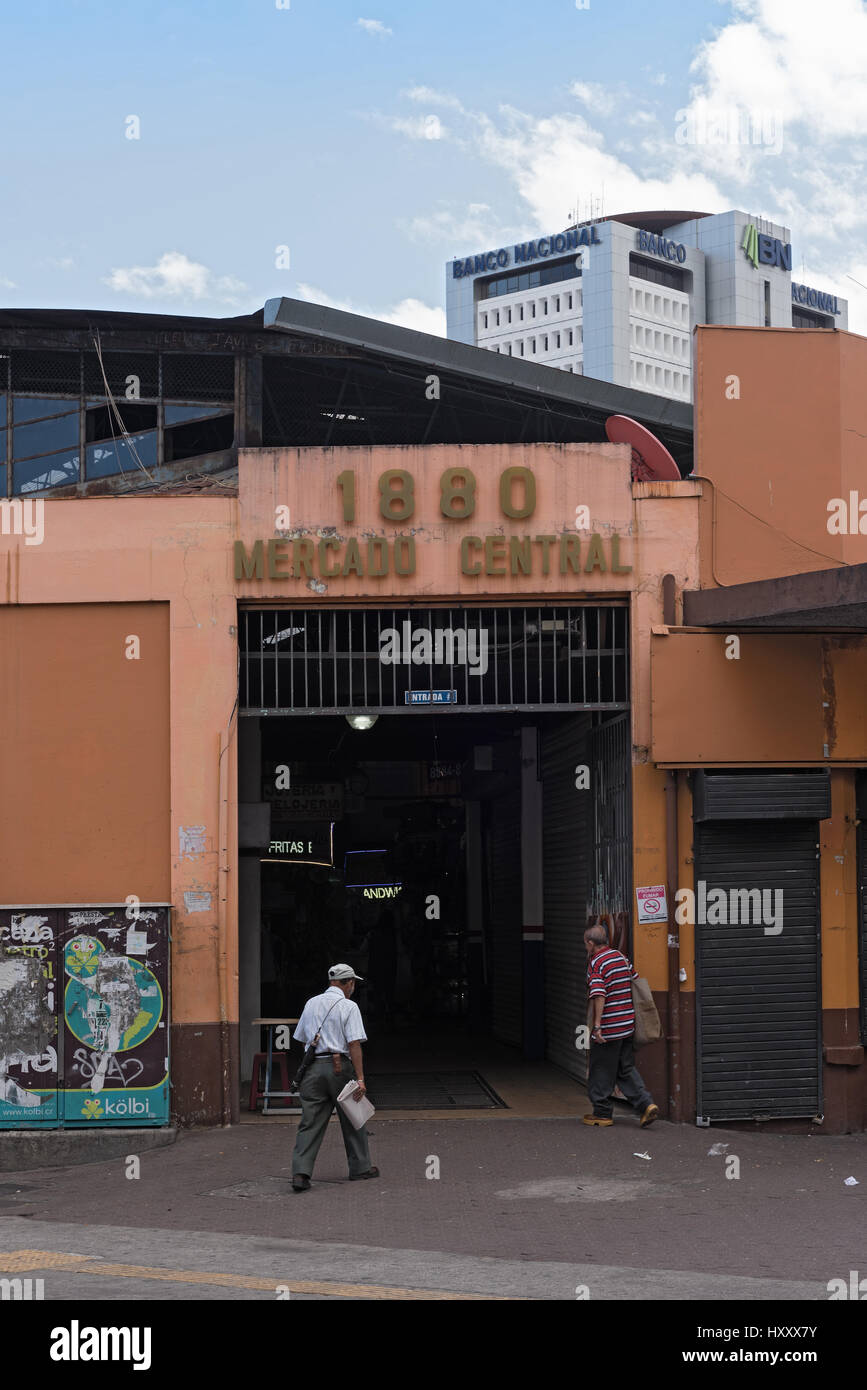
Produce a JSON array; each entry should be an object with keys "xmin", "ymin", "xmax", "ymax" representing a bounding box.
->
[{"xmin": 1, "ymin": 0, "xmax": 865, "ymax": 331}]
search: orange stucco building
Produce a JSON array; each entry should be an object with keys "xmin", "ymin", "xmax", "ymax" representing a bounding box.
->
[{"xmin": 2, "ymin": 301, "xmax": 867, "ymax": 1133}]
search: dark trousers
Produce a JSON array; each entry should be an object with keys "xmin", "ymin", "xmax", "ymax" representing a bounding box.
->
[
  {"xmin": 291, "ymin": 1058, "xmax": 372, "ymax": 1179},
  {"xmin": 587, "ymin": 1033, "xmax": 652, "ymax": 1119}
]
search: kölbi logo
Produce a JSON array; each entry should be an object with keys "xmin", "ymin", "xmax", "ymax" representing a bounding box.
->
[{"xmin": 379, "ymin": 623, "xmax": 489, "ymax": 677}]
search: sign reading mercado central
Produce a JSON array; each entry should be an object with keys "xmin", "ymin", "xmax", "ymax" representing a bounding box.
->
[
  {"xmin": 452, "ymin": 225, "xmax": 601, "ymax": 278},
  {"xmin": 234, "ymin": 464, "xmax": 631, "ymax": 582}
]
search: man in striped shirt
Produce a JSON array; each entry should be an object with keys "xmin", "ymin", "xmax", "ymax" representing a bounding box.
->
[{"xmin": 583, "ymin": 923, "xmax": 659, "ymax": 1128}]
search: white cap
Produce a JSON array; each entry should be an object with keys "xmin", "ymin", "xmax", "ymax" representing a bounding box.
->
[{"xmin": 328, "ymin": 963, "xmax": 364, "ymax": 981}]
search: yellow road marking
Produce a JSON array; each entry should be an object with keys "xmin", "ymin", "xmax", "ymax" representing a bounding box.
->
[
  {"xmin": 0, "ymin": 1250, "xmax": 515, "ymax": 1299},
  {"xmin": 0, "ymin": 1251, "xmax": 92, "ymax": 1271}
]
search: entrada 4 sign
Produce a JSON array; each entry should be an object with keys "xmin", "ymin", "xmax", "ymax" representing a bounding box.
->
[{"xmin": 235, "ymin": 465, "xmax": 632, "ymax": 581}]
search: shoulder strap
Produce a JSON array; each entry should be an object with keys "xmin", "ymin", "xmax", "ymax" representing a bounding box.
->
[{"xmin": 312, "ymin": 994, "xmax": 342, "ymax": 1046}]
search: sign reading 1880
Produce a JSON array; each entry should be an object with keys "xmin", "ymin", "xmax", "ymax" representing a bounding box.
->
[{"xmin": 235, "ymin": 464, "xmax": 631, "ymax": 582}]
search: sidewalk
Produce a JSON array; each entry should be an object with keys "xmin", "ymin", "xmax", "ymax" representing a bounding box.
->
[{"xmin": 1, "ymin": 1112, "xmax": 865, "ymax": 1292}]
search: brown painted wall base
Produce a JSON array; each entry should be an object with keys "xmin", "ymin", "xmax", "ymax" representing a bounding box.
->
[
  {"xmin": 639, "ymin": 990, "xmax": 696, "ymax": 1123},
  {"xmin": 170, "ymin": 1022, "xmax": 240, "ymax": 1128}
]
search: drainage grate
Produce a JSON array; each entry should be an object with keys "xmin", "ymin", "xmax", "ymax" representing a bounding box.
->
[{"xmin": 366, "ymin": 1071, "xmax": 507, "ymax": 1110}]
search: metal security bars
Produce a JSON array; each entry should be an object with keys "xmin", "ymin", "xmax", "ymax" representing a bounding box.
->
[
  {"xmin": 239, "ymin": 605, "xmax": 629, "ymax": 714},
  {"xmin": 588, "ymin": 713, "xmax": 632, "ymax": 917}
]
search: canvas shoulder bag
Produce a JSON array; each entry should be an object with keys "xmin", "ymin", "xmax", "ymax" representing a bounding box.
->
[{"xmin": 631, "ymin": 975, "xmax": 662, "ymax": 1047}]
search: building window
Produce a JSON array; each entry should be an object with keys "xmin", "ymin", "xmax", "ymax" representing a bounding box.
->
[
  {"xmin": 482, "ymin": 314, "xmax": 488, "ymax": 329},
  {"xmin": 629, "ymin": 254, "xmax": 687, "ymax": 293},
  {"xmin": 566, "ymin": 294, "xmax": 572, "ymax": 310},
  {"xmin": 541, "ymin": 299, "xmax": 548, "ymax": 315},
  {"xmin": 554, "ymin": 296, "xmax": 560, "ymax": 312},
  {"xmin": 567, "ymin": 330, "xmax": 573, "ymax": 346},
  {"xmin": 479, "ymin": 258, "xmax": 581, "ymax": 300},
  {"xmin": 495, "ymin": 312, "xmax": 500, "ymax": 327},
  {"xmin": 764, "ymin": 280, "xmax": 771, "ymax": 327},
  {"xmin": 518, "ymin": 305, "xmax": 523, "ymax": 321},
  {"xmin": 530, "ymin": 303, "xmax": 536, "ymax": 318},
  {"xmin": 792, "ymin": 307, "xmax": 833, "ymax": 328},
  {"xmin": 530, "ymin": 339, "xmax": 536, "ymax": 354},
  {"xmin": 506, "ymin": 308, "xmax": 512, "ymax": 324},
  {"xmin": 554, "ymin": 332, "xmax": 560, "ymax": 348}
]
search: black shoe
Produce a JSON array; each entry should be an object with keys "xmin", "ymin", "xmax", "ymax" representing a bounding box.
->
[
  {"xmin": 292, "ymin": 1175, "xmax": 311, "ymax": 1192},
  {"xmin": 349, "ymin": 1166, "xmax": 380, "ymax": 1181}
]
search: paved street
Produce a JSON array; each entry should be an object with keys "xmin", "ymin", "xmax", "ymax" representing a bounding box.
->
[{"xmin": 1, "ymin": 1113, "xmax": 864, "ymax": 1301}]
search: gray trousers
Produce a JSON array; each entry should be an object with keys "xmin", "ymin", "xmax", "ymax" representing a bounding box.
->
[
  {"xmin": 587, "ymin": 1033, "xmax": 653, "ymax": 1119},
  {"xmin": 291, "ymin": 1057, "xmax": 372, "ymax": 1179}
]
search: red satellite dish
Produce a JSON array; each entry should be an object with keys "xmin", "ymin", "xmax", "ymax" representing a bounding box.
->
[{"xmin": 605, "ymin": 415, "xmax": 682, "ymax": 482}]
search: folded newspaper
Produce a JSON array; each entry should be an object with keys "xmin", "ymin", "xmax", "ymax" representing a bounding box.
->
[{"xmin": 336, "ymin": 1080, "xmax": 375, "ymax": 1130}]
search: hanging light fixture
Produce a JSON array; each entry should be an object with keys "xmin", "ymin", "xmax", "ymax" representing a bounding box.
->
[{"xmin": 345, "ymin": 714, "xmax": 378, "ymax": 731}]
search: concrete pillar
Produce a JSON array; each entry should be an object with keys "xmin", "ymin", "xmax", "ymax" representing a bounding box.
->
[
  {"xmin": 465, "ymin": 799, "xmax": 486, "ymax": 1030},
  {"xmin": 521, "ymin": 725, "xmax": 545, "ymax": 1058},
  {"xmin": 238, "ymin": 718, "xmax": 262, "ymax": 1085}
]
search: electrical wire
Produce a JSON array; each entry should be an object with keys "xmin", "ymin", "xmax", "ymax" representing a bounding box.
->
[
  {"xmin": 90, "ymin": 329, "xmax": 156, "ymax": 485},
  {"xmin": 691, "ymin": 472, "xmax": 849, "ymax": 588}
]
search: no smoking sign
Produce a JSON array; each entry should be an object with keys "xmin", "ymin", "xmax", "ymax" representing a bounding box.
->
[{"xmin": 636, "ymin": 884, "xmax": 668, "ymax": 925}]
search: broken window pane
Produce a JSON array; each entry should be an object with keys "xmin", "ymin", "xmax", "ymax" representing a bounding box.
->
[
  {"xmin": 14, "ymin": 448, "xmax": 80, "ymax": 494},
  {"xmin": 86, "ymin": 430, "xmax": 157, "ymax": 480},
  {"xmin": 86, "ymin": 402, "xmax": 158, "ymax": 443},
  {"xmin": 165, "ymin": 412, "xmax": 233, "ymax": 462}
]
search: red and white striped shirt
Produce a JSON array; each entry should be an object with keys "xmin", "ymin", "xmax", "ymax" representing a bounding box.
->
[{"xmin": 587, "ymin": 948, "xmax": 637, "ymax": 1039}]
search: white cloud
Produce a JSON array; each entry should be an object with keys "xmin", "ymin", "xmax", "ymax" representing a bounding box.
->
[
  {"xmin": 402, "ymin": 86, "xmax": 466, "ymax": 111},
  {"xmin": 399, "ymin": 203, "xmax": 504, "ymax": 247},
  {"xmin": 357, "ymin": 18, "xmax": 392, "ymax": 37},
  {"xmin": 104, "ymin": 252, "xmax": 249, "ymax": 305},
  {"xmin": 297, "ymin": 282, "xmax": 446, "ymax": 336},
  {"xmin": 673, "ymin": 0, "xmax": 867, "ymax": 194},
  {"xmin": 385, "ymin": 114, "xmax": 446, "ymax": 141},
  {"xmin": 0, "ymin": 276, "xmax": 16, "ymax": 289},
  {"xmin": 458, "ymin": 106, "xmax": 726, "ymax": 230},
  {"xmin": 688, "ymin": 0, "xmax": 867, "ymax": 142},
  {"xmin": 570, "ymin": 81, "xmax": 618, "ymax": 117}
]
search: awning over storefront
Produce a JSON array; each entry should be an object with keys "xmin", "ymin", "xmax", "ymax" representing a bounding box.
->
[{"xmin": 683, "ymin": 563, "xmax": 867, "ymax": 629}]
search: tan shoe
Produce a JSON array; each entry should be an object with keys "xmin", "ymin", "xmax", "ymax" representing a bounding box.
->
[
  {"xmin": 582, "ymin": 1114, "xmax": 614, "ymax": 1126},
  {"xmin": 640, "ymin": 1103, "xmax": 659, "ymax": 1127}
]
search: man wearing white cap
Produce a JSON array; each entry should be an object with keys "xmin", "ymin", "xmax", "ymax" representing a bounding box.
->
[{"xmin": 290, "ymin": 964, "xmax": 379, "ymax": 1192}]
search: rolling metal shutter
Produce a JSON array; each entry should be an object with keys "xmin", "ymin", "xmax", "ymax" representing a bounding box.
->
[
  {"xmin": 542, "ymin": 716, "xmax": 592, "ymax": 1080},
  {"xmin": 694, "ymin": 771, "xmax": 831, "ymax": 822},
  {"xmin": 488, "ymin": 788, "xmax": 523, "ymax": 1047},
  {"xmin": 695, "ymin": 820, "xmax": 822, "ymax": 1121}
]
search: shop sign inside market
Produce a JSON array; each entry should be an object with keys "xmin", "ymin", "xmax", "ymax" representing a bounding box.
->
[{"xmin": 262, "ymin": 821, "xmax": 334, "ymax": 866}]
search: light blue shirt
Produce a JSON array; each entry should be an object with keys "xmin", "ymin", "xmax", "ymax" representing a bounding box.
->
[{"xmin": 294, "ymin": 985, "xmax": 367, "ymax": 1052}]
